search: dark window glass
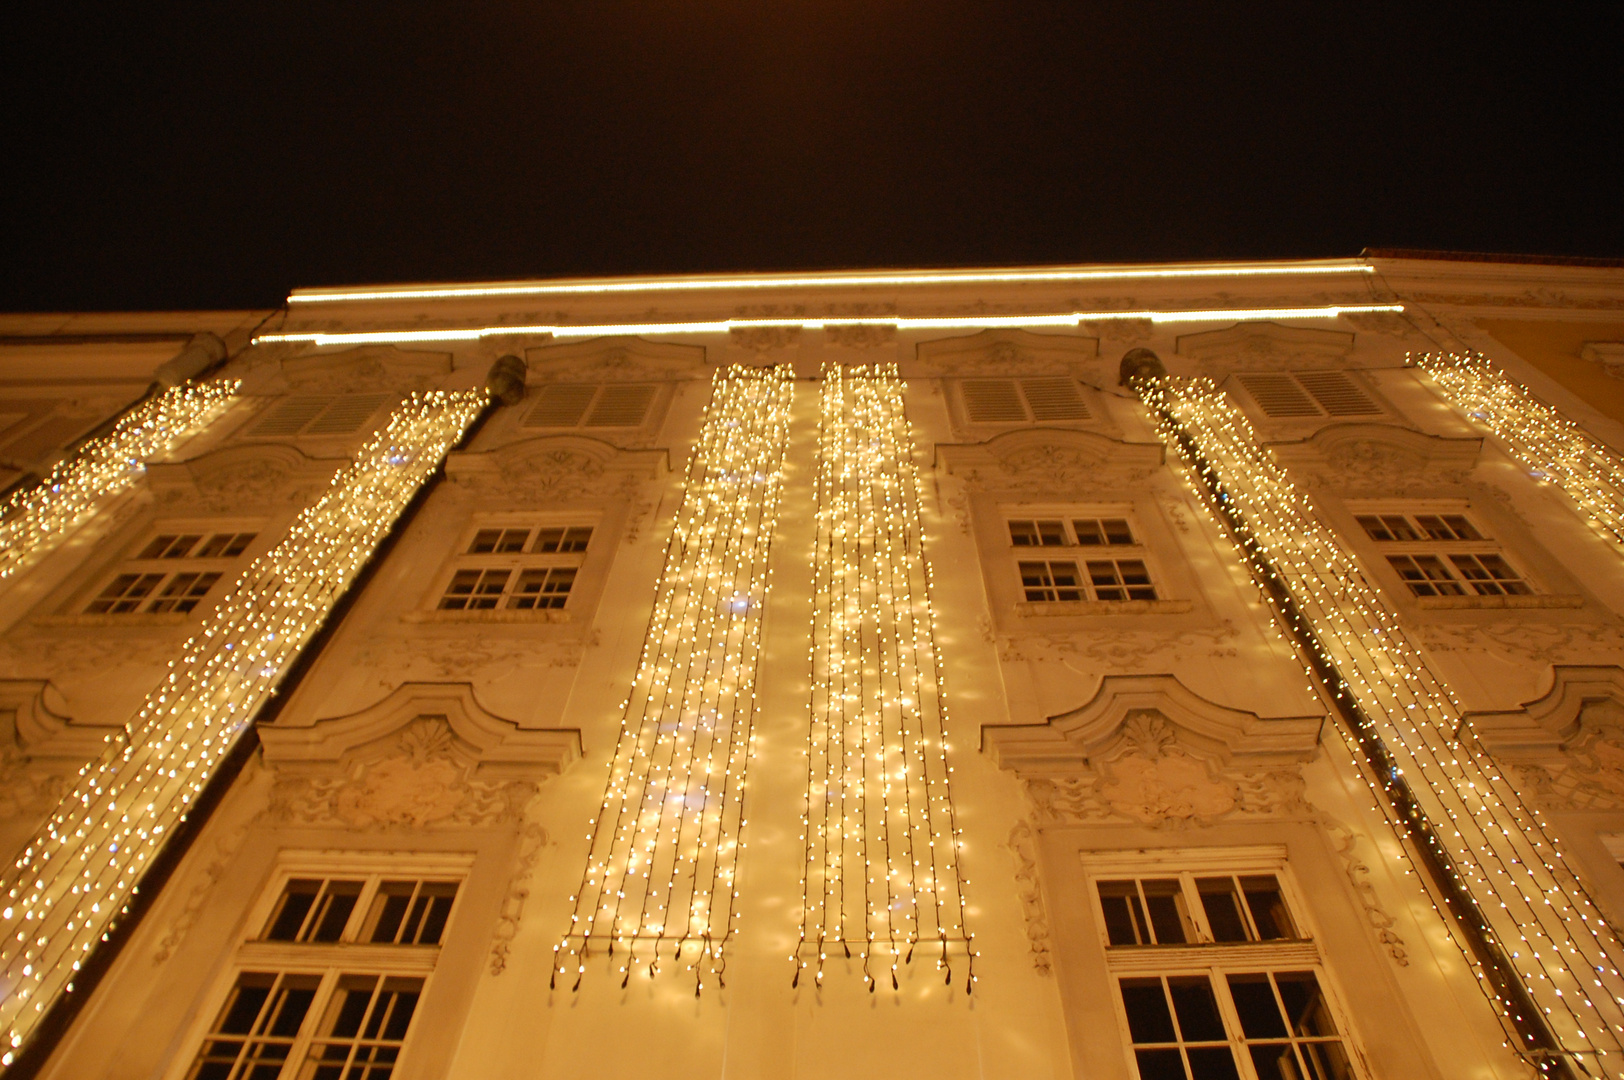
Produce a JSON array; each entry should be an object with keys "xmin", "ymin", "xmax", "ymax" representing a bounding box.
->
[
  {"xmin": 1185, "ymin": 1046, "xmax": 1242, "ymax": 1080},
  {"xmin": 1227, "ymin": 974, "xmax": 1289, "ymax": 1039},
  {"xmin": 1240, "ymin": 877, "xmax": 1295, "ymax": 941},
  {"xmin": 1133, "ymin": 1048, "xmax": 1187, "ymax": 1080},
  {"xmin": 1168, "ymin": 977, "xmax": 1227, "ymax": 1041},
  {"xmin": 1098, "ymin": 881, "xmax": 1150, "ymax": 946},
  {"xmin": 1196, "ymin": 878, "xmax": 1250, "ymax": 943},
  {"xmin": 1142, "ymin": 879, "xmax": 1187, "ymax": 945},
  {"xmin": 1120, "ymin": 978, "xmax": 1177, "ymax": 1043}
]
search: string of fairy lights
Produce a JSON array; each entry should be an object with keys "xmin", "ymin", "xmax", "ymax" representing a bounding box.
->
[
  {"xmin": 0, "ymin": 389, "xmax": 487, "ymax": 1070},
  {"xmin": 795, "ymin": 363, "xmax": 973, "ymax": 993},
  {"xmin": 0, "ymin": 380, "xmax": 240, "ymax": 584},
  {"xmin": 553, "ymin": 364, "xmax": 793, "ymax": 993},
  {"xmin": 1140, "ymin": 374, "xmax": 1624, "ymax": 1078},
  {"xmin": 1415, "ymin": 351, "xmax": 1624, "ymax": 549}
]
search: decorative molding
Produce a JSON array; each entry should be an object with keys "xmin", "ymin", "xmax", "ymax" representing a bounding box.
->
[
  {"xmin": 278, "ymin": 346, "xmax": 452, "ymax": 393},
  {"xmin": 153, "ymin": 816, "xmax": 253, "ymax": 963},
  {"xmin": 523, "ymin": 336, "xmax": 707, "ymax": 383},
  {"xmin": 824, "ymin": 324, "xmax": 896, "ymax": 349},
  {"xmin": 999, "ymin": 624, "xmax": 1239, "ymax": 672},
  {"xmin": 353, "ymin": 636, "xmax": 587, "ymax": 683},
  {"xmin": 1323, "ymin": 820, "xmax": 1409, "ymax": 967},
  {"xmin": 913, "ymin": 328, "xmax": 1099, "ymax": 377},
  {"xmin": 489, "ymin": 818, "xmax": 549, "ymax": 975},
  {"xmin": 729, "ymin": 325, "xmax": 800, "ymax": 352},
  {"xmin": 1469, "ymin": 667, "xmax": 1624, "ymax": 811},
  {"xmin": 1175, "ymin": 321, "xmax": 1355, "ymax": 374},
  {"xmin": 1004, "ymin": 820, "xmax": 1052, "ymax": 976},
  {"xmin": 445, "ymin": 434, "xmax": 665, "ymax": 506},
  {"xmin": 1581, "ymin": 342, "xmax": 1624, "ymax": 380},
  {"xmin": 1269, "ymin": 423, "xmax": 1481, "ymax": 494},
  {"xmin": 937, "ymin": 428, "xmax": 1163, "ymax": 496},
  {"xmin": 146, "ymin": 442, "xmax": 333, "ymax": 512},
  {"xmin": 1419, "ymin": 623, "xmax": 1624, "ymax": 665}
]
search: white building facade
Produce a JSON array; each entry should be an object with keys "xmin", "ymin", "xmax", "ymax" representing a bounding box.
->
[{"xmin": 3, "ymin": 253, "xmax": 1624, "ymax": 1080}]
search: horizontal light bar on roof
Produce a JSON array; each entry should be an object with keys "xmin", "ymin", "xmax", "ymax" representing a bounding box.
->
[
  {"xmin": 254, "ymin": 304, "xmax": 1404, "ymax": 347},
  {"xmin": 286, "ymin": 261, "xmax": 1376, "ymax": 304}
]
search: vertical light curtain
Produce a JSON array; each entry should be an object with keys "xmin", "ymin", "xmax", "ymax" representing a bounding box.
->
[
  {"xmin": 796, "ymin": 363, "xmax": 973, "ymax": 991},
  {"xmin": 555, "ymin": 365, "xmax": 793, "ymax": 991}
]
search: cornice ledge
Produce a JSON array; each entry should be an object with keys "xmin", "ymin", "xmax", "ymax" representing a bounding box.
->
[{"xmin": 1468, "ymin": 664, "xmax": 1624, "ymax": 753}]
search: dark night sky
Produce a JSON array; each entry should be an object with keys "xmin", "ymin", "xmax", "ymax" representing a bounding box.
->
[{"xmin": 4, "ymin": 3, "xmax": 1621, "ymax": 312}]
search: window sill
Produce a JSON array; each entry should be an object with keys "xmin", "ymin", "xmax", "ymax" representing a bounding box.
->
[
  {"xmin": 1102, "ymin": 939, "xmax": 1320, "ymax": 971},
  {"xmin": 35, "ymin": 613, "xmax": 189, "ymax": 628},
  {"xmin": 1015, "ymin": 599, "xmax": 1193, "ymax": 617},
  {"xmin": 403, "ymin": 609, "xmax": 573, "ymax": 624},
  {"xmin": 1415, "ymin": 593, "xmax": 1582, "ymax": 610}
]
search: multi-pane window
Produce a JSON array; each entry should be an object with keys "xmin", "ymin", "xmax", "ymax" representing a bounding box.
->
[
  {"xmin": 521, "ymin": 383, "xmax": 657, "ymax": 429},
  {"xmin": 186, "ymin": 869, "xmax": 461, "ymax": 1080},
  {"xmin": 436, "ymin": 523, "xmax": 592, "ymax": 612},
  {"xmin": 1092, "ymin": 865, "xmax": 1361, "ymax": 1080},
  {"xmin": 960, "ymin": 378, "xmax": 1093, "ymax": 423},
  {"xmin": 1009, "ymin": 517, "xmax": 1158, "ymax": 603},
  {"xmin": 1354, "ymin": 511, "xmax": 1531, "ymax": 597},
  {"xmin": 85, "ymin": 531, "xmax": 257, "ymax": 615}
]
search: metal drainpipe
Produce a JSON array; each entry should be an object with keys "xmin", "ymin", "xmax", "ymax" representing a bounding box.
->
[
  {"xmin": 1119, "ymin": 348, "xmax": 1578, "ymax": 1080},
  {"xmin": 8, "ymin": 355, "xmax": 528, "ymax": 1080}
]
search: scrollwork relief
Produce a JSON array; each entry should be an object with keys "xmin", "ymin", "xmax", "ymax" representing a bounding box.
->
[
  {"xmin": 1513, "ymin": 721, "xmax": 1624, "ymax": 811},
  {"xmin": 1001, "ymin": 622, "xmax": 1239, "ymax": 671},
  {"xmin": 1004, "ymin": 820, "xmax": 1052, "ymax": 976},
  {"xmin": 1323, "ymin": 820, "xmax": 1409, "ymax": 966},
  {"xmin": 1419, "ymin": 623, "xmax": 1624, "ymax": 665},
  {"xmin": 489, "ymin": 818, "xmax": 550, "ymax": 975}
]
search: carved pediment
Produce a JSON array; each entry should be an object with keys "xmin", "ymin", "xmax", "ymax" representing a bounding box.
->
[
  {"xmin": 0, "ymin": 678, "xmax": 117, "ymax": 758},
  {"xmin": 913, "ymin": 329, "xmax": 1100, "ymax": 377},
  {"xmin": 524, "ymin": 336, "xmax": 707, "ymax": 383},
  {"xmin": 1177, "ymin": 321, "xmax": 1355, "ymax": 375},
  {"xmin": 984, "ymin": 675, "xmax": 1320, "ymax": 828},
  {"xmin": 278, "ymin": 346, "xmax": 453, "ymax": 393},
  {"xmin": 1469, "ymin": 667, "xmax": 1624, "ymax": 811},
  {"xmin": 445, "ymin": 434, "xmax": 666, "ymax": 504},
  {"xmin": 1269, "ymin": 423, "xmax": 1481, "ymax": 493},
  {"xmin": 147, "ymin": 442, "xmax": 332, "ymax": 510},
  {"xmin": 938, "ymin": 428, "xmax": 1163, "ymax": 494}
]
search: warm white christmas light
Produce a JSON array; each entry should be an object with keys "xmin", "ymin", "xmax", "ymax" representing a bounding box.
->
[
  {"xmin": 1416, "ymin": 350, "xmax": 1624, "ymax": 548},
  {"xmin": 0, "ymin": 380, "xmax": 240, "ymax": 584},
  {"xmin": 554, "ymin": 364, "xmax": 793, "ymax": 992},
  {"xmin": 0, "ymin": 389, "xmax": 487, "ymax": 1070},
  {"xmin": 1145, "ymin": 375, "xmax": 1624, "ymax": 1077},
  {"xmin": 795, "ymin": 363, "xmax": 973, "ymax": 992}
]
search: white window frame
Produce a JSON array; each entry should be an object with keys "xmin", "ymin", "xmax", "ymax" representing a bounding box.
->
[
  {"xmin": 427, "ymin": 515, "xmax": 599, "ymax": 619},
  {"xmin": 169, "ymin": 852, "xmax": 472, "ymax": 1080},
  {"xmin": 78, "ymin": 523, "xmax": 261, "ymax": 618},
  {"xmin": 1350, "ymin": 504, "xmax": 1535, "ymax": 599},
  {"xmin": 1006, "ymin": 507, "xmax": 1164, "ymax": 608},
  {"xmin": 1082, "ymin": 847, "xmax": 1370, "ymax": 1080}
]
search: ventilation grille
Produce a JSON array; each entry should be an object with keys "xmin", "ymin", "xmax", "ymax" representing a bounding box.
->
[
  {"xmin": 960, "ymin": 378, "xmax": 1092, "ymax": 423},
  {"xmin": 248, "ymin": 394, "xmax": 390, "ymax": 437},
  {"xmin": 523, "ymin": 383, "xmax": 657, "ymax": 429},
  {"xmin": 1237, "ymin": 372, "xmax": 1380, "ymax": 419}
]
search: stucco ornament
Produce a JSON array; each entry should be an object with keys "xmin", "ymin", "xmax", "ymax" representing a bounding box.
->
[
  {"xmin": 1516, "ymin": 723, "xmax": 1624, "ymax": 811},
  {"xmin": 269, "ymin": 716, "xmax": 534, "ymax": 829}
]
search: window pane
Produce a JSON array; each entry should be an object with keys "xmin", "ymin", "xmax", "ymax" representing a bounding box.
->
[
  {"xmin": 1195, "ymin": 878, "xmax": 1250, "ymax": 943},
  {"xmin": 138, "ymin": 534, "xmax": 182, "ymax": 559},
  {"xmin": 1073, "ymin": 519, "xmax": 1105, "ymax": 545},
  {"xmin": 560, "ymin": 526, "xmax": 593, "ymax": 552},
  {"xmin": 1441, "ymin": 514, "xmax": 1480, "ymax": 540},
  {"xmin": 1102, "ymin": 518, "xmax": 1135, "ymax": 545},
  {"xmin": 147, "ymin": 571, "xmax": 221, "ymax": 614},
  {"xmin": 1240, "ymin": 877, "xmax": 1295, "ymax": 940},
  {"xmin": 1379, "ymin": 515, "xmax": 1419, "ymax": 541},
  {"xmin": 197, "ymin": 532, "xmax": 257, "ymax": 557},
  {"xmin": 190, "ymin": 973, "xmax": 318, "ymax": 1080},
  {"xmin": 263, "ymin": 879, "xmax": 322, "ymax": 941},
  {"xmin": 1247, "ymin": 1043, "xmax": 1301, "ymax": 1080},
  {"xmin": 1274, "ymin": 972, "xmax": 1339, "ymax": 1038},
  {"xmin": 1141, "ymin": 879, "xmax": 1188, "ymax": 945},
  {"xmin": 1036, "ymin": 520, "xmax": 1067, "ymax": 546},
  {"xmin": 1018, "ymin": 560, "xmax": 1053, "ymax": 600},
  {"xmin": 1184, "ymin": 1046, "xmax": 1242, "ymax": 1080},
  {"xmin": 1298, "ymin": 1039, "xmax": 1355, "ymax": 1080},
  {"xmin": 1098, "ymin": 881, "xmax": 1150, "ymax": 946},
  {"xmin": 1226, "ymin": 974, "xmax": 1289, "ymax": 1038},
  {"xmin": 1120, "ymin": 978, "xmax": 1177, "ymax": 1043},
  {"xmin": 1048, "ymin": 561, "xmax": 1083, "ymax": 601},
  {"xmin": 312, "ymin": 881, "xmax": 363, "ymax": 942},
  {"xmin": 1355, "ymin": 515, "xmax": 1391, "ymax": 541},
  {"xmin": 1168, "ymin": 977, "xmax": 1227, "ymax": 1042},
  {"xmin": 1414, "ymin": 514, "xmax": 1452, "ymax": 540},
  {"xmin": 305, "ymin": 975, "xmax": 423, "ymax": 1080},
  {"xmin": 1009, "ymin": 521, "xmax": 1040, "ymax": 546},
  {"xmin": 468, "ymin": 529, "xmax": 504, "ymax": 554},
  {"xmin": 1133, "ymin": 1048, "xmax": 1187, "ymax": 1080}
]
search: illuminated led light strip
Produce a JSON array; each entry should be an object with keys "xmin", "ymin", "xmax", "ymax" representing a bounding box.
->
[
  {"xmin": 794, "ymin": 362, "xmax": 973, "ymax": 992},
  {"xmin": 1143, "ymin": 375, "xmax": 1624, "ymax": 1076},
  {"xmin": 0, "ymin": 390, "xmax": 488, "ymax": 1069},
  {"xmin": 288, "ymin": 260, "xmax": 1375, "ymax": 303},
  {"xmin": 254, "ymin": 304, "xmax": 1404, "ymax": 347},
  {"xmin": 1416, "ymin": 351, "xmax": 1624, "ymax": 548},
  {"xmin": 553, "ymin": 364, "xmax": 792, "ymax": 992},
  {"xmin": 0, "ymin": 380, "xmax": 240, "ymax": 584}
]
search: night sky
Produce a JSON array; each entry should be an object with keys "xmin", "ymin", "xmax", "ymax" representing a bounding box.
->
[{"xmin": 4, "ymin": 3, "xmax": 1620, "ymax": 312}]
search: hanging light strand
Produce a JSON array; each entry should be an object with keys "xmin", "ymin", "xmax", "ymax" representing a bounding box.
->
[
  {"xmin": 1141, "ymin": 374, "xmax": 1624, "ymax": 1078},
  {"xmin": 553, "ymin": 364, "xmax": 793, "ymax": 993},
  {"xmin": 0, "ymin": 380, "xmax": 241, "ymax": 583},
  {"xmin": 795, "ymin": 362, "xmax": 973, "ymax": 992},
  {"xmin": 1415, "ymin": 351, "xmax": 1624, "ymax": 548},
  {"xmin": 0, "ymin": 389, "xmax": 487, "ymax": 1070}
]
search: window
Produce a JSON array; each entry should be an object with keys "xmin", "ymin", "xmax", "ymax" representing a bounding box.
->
[
  {"xmin": 960, "ymin": 378, "xmax": 1093, "ymax": 423},
  {"xmin": 185, "ymin": 867, "xmax": 461, "ymax": 1080},
  {"xmin": 521, "ymin": 383, "xmax": 657, "ymax": 429},
  {"xmin": 1092, "ymin": 861, "xmax": 1362, "ymax": 1080},
  {"xmin": 1236, "ymin": 372, "xmax": 1380, "ymax": 419},
  {"xmin": 436, "ymin": 522, "xmax": 592, "ymax": 612},
  {"xmin": 1355, "ymin": 511, "xmax": 1531, "ymax": 597},
  {"xmin": 1009, "ymin": 516, "xmax": 1158, "ymax": 603},
  {"xmin": 85, "ymin": 531, "xmax": 256, "ymax": 615},
  {"xmin": 247, "ymin": 394, "xmax": 393, "ymax": 438}
]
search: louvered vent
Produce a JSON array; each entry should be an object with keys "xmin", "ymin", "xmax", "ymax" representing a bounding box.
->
[
  {"xmin": 304, "ymin": 393, "xmax": 390, "ymax": 434},
  {"xmin": 1020, "ymin": 378, "xmax": 1092, "ymax": 421},
  {"xmin": 523, "ymin": 384, "xmax": 598, "ymax": 428},
  {"xmin": 961, "ymin": 380, "xmax": 1027, "ymax": 423},
  {"xmin": 249, "ymin": 396, "xmax": 333, "ymax": 436},
  {"xmin": 1236, "ymin": 374, "xmax": 1321, "ymax": 418},
  {"xmin": 584, "ymin": 384, "xmax": 657, "ymax": 427},
  {"xmin": 1295, "ymin": 371, "xmax": 1381, "ymax": 416}
]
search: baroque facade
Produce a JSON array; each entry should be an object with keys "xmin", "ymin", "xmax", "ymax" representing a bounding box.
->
[{"xmin": 2, "ymin": 253, "xmax": 1624, "ymax": 1079}]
